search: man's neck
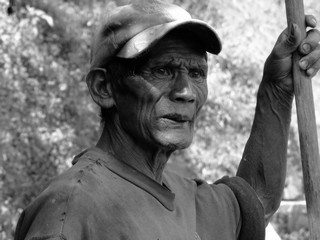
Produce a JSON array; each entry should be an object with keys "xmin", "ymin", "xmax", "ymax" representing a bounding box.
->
[{"xmin": 96, "ymin": 117, "xmax": 172, "ymax": 183}]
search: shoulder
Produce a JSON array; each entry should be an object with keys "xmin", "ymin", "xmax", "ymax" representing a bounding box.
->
[
  {"xmin": 15, "ymin": 151, "xmax": 115, "ymax": 240},
  {"xmin": 163, "ymin": 168, "xmax": 197, "ymax": 190},
  {"xmin": 164, "ymin": 169, "xmax": 241, "ymax": 221},
  {"xmin": 163, "ymin": 169, "xmax": 240, "ymax": 208}
]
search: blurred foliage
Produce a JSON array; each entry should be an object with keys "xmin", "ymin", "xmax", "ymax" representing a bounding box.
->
[
  {"xmin": 272, "ymin": 202, "xmax": 309, "ymax": 240},
  {"xmin": 1, "ymin": 0, "xmax": 320, "ymax": 239}
]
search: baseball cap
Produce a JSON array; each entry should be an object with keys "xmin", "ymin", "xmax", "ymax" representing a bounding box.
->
[{"xmin": 90, "ymin": 0, "xmax": 222, "ymax": 69}]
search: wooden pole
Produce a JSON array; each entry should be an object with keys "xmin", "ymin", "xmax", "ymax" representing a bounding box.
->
[{"xmin": 285, "ymin": 0, "xmax": 320, "ymax": 239}]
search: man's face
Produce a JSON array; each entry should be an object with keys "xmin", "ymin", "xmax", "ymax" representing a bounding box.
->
[{"xmin": 113, "ymin": 34, "xmax": 208, "ymax": 150}]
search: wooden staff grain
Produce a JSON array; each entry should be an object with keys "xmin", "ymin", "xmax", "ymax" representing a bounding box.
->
[{"xmin": 285, "ymin": 0, "xmax": 320, "ymax": 239}]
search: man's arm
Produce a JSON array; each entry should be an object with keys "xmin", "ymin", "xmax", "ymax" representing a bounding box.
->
[
  {"xmin": 237, "ymin": 79, "xmax": 293, "ymax": 223},
  {"xmin": 236, "ymin": 15, "xmax": 320, "ymax": 224}
]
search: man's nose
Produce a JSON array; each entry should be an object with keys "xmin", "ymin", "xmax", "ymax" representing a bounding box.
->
[{"xmin": 169, "ymin": 73, "xmax": 196, "ymax": 103}]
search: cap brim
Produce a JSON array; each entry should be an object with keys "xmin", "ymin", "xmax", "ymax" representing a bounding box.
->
[{"xmin": 116, "ymin": 19, "xmax": 222, "ymax": 58}]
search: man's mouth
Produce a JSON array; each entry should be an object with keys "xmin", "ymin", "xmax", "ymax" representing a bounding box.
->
[{"xmin": 161, "ymin": 114, "xmax": 192, "ymax": 123}]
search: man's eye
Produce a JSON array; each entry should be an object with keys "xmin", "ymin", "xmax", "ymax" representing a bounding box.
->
[
  {"xmin": 153, "ymin": 67, "xmax": 172, "ymax": 78},
  {"xmin": 189, "ymin": 69, "xmax": 205, "ymax": 80}
]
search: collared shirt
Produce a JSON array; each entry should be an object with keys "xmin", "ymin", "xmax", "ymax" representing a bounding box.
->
[{"xmin": 14, "ymin": 147, "xmax": 264, "ymax": 240}]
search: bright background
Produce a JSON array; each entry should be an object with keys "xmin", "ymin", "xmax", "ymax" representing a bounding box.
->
[{"xmin": 1, "ymin": 0, "xmax": 320, "ymax": 239}]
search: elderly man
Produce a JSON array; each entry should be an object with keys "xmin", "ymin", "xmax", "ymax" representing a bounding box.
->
[{"xmin": 15, "ymin": 1, "xmax": 320, "ymax": 240}]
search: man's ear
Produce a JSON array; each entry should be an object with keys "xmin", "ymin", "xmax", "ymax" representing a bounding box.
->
[{"xmin": 85, "ymin": 68, "xmax": 116, "ymax": 109}]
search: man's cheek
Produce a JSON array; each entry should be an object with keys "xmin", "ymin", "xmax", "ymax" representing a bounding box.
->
[
  {"xmin": 196, "ymin": 85, "xmax": 208, "ymax": 109},
  {"xmin": 123, "ymin": 104, "xmax": 153, "ymax": 137}
]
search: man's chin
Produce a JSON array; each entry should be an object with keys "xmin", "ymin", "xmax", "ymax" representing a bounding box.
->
[{"xmin": 155, "ymin": 134, "xmax": 193, "ymax": 151}]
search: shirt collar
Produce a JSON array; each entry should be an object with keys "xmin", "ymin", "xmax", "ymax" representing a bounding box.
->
[{"xmin": 72, "ymin": 147, "xmax": 175, "ymax": 211}]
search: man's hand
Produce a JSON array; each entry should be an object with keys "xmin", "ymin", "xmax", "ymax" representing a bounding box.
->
[{"xmin": 263, "ymin": 15, "xmax": 320, "ymax": 94}]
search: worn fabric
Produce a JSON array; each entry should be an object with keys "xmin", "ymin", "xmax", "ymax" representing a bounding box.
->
[
  {"xmin": 215, "ymin": 176, "xmax": 265, "ymax": 239},
  {"xmin": 15, "ymin": 147, "xmax": 264, "ymax": 240}
]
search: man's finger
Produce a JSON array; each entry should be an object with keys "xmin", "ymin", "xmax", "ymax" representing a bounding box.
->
[
  {"xmin": 273, "ymin": 23, "xmax": 302, "ymax": 59},
  {"xmin": 306, "ymin": 15, "xmax": 317, "ymax": 28},
  {"xmin": 299, "ymin": 28, "xmax": 320, "ymax": 54},
  {"xmin": 301, "ymin": 48, "xmax": 320, "ymax": 77}
]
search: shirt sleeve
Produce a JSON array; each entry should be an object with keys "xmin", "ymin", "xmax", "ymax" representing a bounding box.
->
[
  {"xmin": 215, "ymin": 176, "xmax": 265, "ymax": 240},
  {"xmin": 194, "ymin": 178, "xmax": 242, "ymax": 240}
]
